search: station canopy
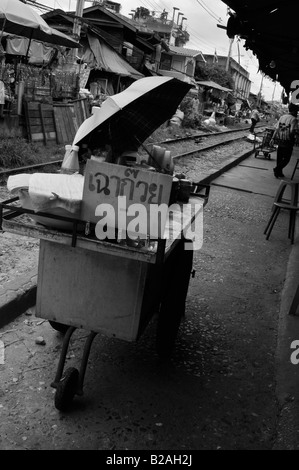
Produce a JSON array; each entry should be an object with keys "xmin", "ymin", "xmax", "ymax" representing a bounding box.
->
[{"xmin": 221, "ymin": 1, "xmax": 299, "ymax": 93}]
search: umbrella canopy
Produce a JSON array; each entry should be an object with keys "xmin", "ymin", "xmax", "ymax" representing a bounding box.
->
[
  {"xmin": 0, "ymin": 0, "xmax": 79, "ymax": 48},
  {"xmin": 73, "ymin": 76, "xmax": 192, "ymax": 154}
]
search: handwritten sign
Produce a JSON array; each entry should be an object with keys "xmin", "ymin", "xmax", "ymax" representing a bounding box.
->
[{"xmin": 81, "ymin": 160, "xmax": 173, "ymax": 239}]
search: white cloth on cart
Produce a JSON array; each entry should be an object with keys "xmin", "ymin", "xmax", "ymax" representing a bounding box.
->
[{"xmin": 28, "ymin": 173, "xmax": 84, "ymax": 214}]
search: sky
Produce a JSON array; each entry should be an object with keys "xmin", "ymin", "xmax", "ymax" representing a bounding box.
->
[{"xmin": 35, "ymin": 0, "xmax": 283, "ymax": 102}]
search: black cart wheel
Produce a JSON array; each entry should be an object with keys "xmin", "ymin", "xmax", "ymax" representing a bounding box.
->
[
  {"xmin": 54, "ymin": 367, "xmax": 79, "ymax": 411},
  {"xmin": 156, "ymin": 239, "xmax": 193, "ymax": 359},
  {"xmin": 156, "ymin": 307, "xmax": 182, "ymax": 359},
  {"xmin": 49, "ymin": 320, "xmax": 69, "ymax": 335}
]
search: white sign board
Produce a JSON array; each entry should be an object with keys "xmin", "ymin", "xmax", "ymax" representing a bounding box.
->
[{"xmin": 81, "ymin": 160, "xmax": 173, "ymax": 239}]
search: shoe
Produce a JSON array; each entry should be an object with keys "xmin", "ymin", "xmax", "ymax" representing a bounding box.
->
[{"xmin": 273, "ymin": 169, "xmax": 284, "ymax": 178}]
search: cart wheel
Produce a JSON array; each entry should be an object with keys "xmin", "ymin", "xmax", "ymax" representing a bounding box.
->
[
  {"xmin": 156, "ymin": 309, "xmax": 181, "ymax": 360},
  {"xmin": 49, "ymin": 320, "xmax": 69, "ymax": 335},
  {"xmin": 156, "ymin": 239, "xmax": 193, "ymax": 359},
  {"xmin": 54, "ymin": 367, "xmax": 79, "ymax": 411}
]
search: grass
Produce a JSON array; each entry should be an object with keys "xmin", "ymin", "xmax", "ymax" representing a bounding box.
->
[
  {"xmin": 0, "ymin": 118, "xmax": 254, "ymax": 171},
  {"xmin": 0, "ymin": 138, "xmax": 65, "ymax": 170}
]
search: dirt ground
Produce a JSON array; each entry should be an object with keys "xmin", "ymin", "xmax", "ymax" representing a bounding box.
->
[{"xmin": 0, "ymin": 189, "xmax": 39, "ymax": 286}]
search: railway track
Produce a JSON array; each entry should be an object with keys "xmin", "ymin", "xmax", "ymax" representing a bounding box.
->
[
  {"xmin": 0, "ymin": 124, "xmax": 267, "ymax": 180},
  {"xmin": 150, "ymin": 125, "xmax": 265, "ymax": 161}
]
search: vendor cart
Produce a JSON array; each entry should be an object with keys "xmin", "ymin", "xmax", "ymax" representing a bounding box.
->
[
  {"xmin": 254, "ymin": 127, "xmax": 276, "ymax": 159},
  {"xmin": 0, "ymin": 182, "xmax": 209, "ymax": 411}
]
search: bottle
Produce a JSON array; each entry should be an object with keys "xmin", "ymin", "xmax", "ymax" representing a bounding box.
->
[
  {"xmin": 61, "ymin": 145, "xmax": 80, "ymax": 174},
  {"xmin": 163, "ymin": 150, "xmax": 174, "ymax": 175},
  {"xmin": 61, "ymin": 144, "xmax": 71, "ymax": 169}
]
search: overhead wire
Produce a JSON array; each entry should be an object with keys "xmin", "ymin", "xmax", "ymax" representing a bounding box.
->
[
  {"xmin": 26, "ymin": 0, "xmax": 54, "ymax": 12},
  {"xmin": 26, "ymin": 1, "xmax": 230, "ymax": 58},
  {"xmin": 199, "ymin": 0, "xmax": 224, "ymax": 23},
  {"xmin": 195, "ymin": 0, "xmax": 223, "ymax": 23}
]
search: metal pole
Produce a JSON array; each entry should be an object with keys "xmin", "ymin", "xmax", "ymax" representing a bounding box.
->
[
  {"xmin": 226, "ymin": 37, "xmax": 234, "ymax": 72},
  {"xmin": 71, "ymin": 0, "xmax": 85, "ymax": 64},
  {"xmin": 258, "ymin": 74, "xmax": 264, "ymax": 107},
  {"xmin": 271, "ymin": 81, "xmax": 277, "ymax": 103}
]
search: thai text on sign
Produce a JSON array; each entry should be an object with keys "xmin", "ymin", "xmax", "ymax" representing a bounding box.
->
[{"xmin": 81, "ymin": 160, "xmax": 173, "ymax": 238}]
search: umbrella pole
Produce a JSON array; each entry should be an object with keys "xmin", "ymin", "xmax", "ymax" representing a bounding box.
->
[
  {"xmin": 25, "ymin": 32, "xmax": 33, "ymax": 62},
  {"xmin": 134, "ymin": 135, "xmax": 164, "ymax": 171},
  {"xmin": 0, "ymin": 18, "xmax": 7, "ymax": 42}
]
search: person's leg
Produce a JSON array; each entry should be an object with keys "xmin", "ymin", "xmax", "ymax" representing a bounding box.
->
[
  {"xmin": 280, "ymin": 146, "xmax": 293, "ymax": 172},
  {"xmin": 274, "ymin": 146, "xmax": 293, "ymax": 177},
  {"xmin": 250, "ymin": 118, "xmax": 257, "ymax": 133}
]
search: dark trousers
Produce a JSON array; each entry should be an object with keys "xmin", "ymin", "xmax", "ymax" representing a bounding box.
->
[
  {"xmin": 250, "ymin": 118, "xmax": 257, "ymax": 133},
  {"xmin": 274, "ymin": 145, "xmax": 293, "ymax": 174}
]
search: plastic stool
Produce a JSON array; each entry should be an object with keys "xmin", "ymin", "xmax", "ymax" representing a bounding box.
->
[
  {"xmin": 291, "ymin": 159, "xmax": 299, "ymax": 180},
  {"xmin": 264, "ymin": 202, "xmax": 299, "ymax": 244},
  {"xmin": 273, "ymin": 178, "xmax": 299, "ymax": 207}
]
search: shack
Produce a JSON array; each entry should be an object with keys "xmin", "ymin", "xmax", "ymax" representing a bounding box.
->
[{"xmin": 196, "ymin": 80, "xmax": 233, "ymax": 124}]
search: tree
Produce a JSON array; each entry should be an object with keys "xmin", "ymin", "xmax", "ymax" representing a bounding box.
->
[
  {"xmin": 134, "ymin": 7, "xmax": 150, "ymax": 19},
  {"xmin": 195, "ymin": 63, "xmax": 234, "ymax": 90}
]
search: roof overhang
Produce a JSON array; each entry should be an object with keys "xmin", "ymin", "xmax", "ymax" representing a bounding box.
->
[
  {"xmin": 221, "ymin": 1, "xmax": 299, "ymax": 93},
  {"xmin": 196, "ymin": 80, "xmax": 232, "ymax": 92}
]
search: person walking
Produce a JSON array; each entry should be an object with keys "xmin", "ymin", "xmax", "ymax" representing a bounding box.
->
[
  {"xmin": 270, "ymin": 103, "xmax": 299, "ymax": 178},
  {"xmin": 250, "ymin": 107, "xmax": 260, "ymax": 134}
]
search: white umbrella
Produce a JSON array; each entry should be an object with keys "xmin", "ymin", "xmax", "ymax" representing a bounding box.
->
[{"xmin": 0, "ymin": 0, "xmax": 79, "ymax": 48}]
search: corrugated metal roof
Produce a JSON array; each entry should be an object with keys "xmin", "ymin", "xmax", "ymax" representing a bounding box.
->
[
  {"xmin": 168, "ymin": 45, "xmax": 203, "ymax": 57},
  {"xmin": 87, "ymin": 34, "xmax": 144, "ymax": 80}
]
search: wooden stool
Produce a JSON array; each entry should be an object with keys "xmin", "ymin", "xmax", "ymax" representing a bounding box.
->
[
  {"xmin": 264, "ymin": 202, "xmax": 299, "ymax": 244},
  {"xmin": 291, "ymin": 158, "xmax": 299, "ymax": 180}
]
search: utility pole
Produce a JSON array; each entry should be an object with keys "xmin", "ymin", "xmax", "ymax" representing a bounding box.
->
[
  {"xmin": 257, "ymin": 73, "xmax": 264, "ymax": 107},
  {"xmin": 226, "ymin": 37, "xmax": 234, "ymax": 72},
  {"xmin": 271, "ymin": 81, "xmax": 277, "ymax": 103},
  {"xmin": 70, "ymin": 0, "xmax": 85, "ymax": 64},
  {"xmin": 170, "ymin": 7, "xmax": 179, "ymax": 46}
]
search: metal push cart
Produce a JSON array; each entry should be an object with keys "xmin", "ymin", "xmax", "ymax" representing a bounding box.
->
[
  {"xmin": 254, "ymin": 127, "xmax": 276, "ymax": 160},
  {"xmin": 0, "ymin": 183, "xmax": 209, "ymax": 411}
]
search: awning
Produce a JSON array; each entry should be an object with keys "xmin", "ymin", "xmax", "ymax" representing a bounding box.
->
[
  {"xmin": 196, "ymin": 80, "xmax": 232, "ymax": 92},
  {"xmin": 6, "ymin": 36, "xmax": 53, "ymax": 63},
  {"xmin": 87, "ymin": 33, "xmax": 143, "ymax": 80},
  {"xmin": 221, "ymin": 1, "xmax": 299, "ymax": 93}
]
